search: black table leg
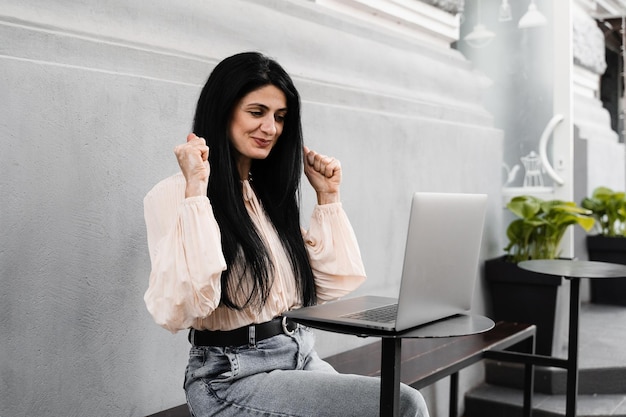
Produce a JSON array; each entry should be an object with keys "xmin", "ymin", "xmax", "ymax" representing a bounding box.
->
[
  {"xmin": 449, "ymin": 372, "xmax": 458, "ymax": 417},
  {"xmin": 523, "ymin": 333, "xmax": 535, "ymax": 417},
  {"xmin": 380, "ymin": 338, "xmax": 401, "ymax": 417},
  {"xmin": 566, "ymin": 278, "xmax": 580, "ymax": 417}
]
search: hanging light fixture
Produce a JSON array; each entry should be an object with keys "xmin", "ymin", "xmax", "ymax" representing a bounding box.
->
[
  {"xmin": 498, "ymin": 0, "xmax": 512, "ymax": 22},
  {"xmin": 465, "ymin": 0, "xmax": 495, "ymax": 48},
  {"xmin": 518, "ymin": 0, "xmax": 547, "ymax": 29}
]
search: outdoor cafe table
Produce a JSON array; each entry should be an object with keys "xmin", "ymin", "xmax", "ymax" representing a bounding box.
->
[
  {"xmin": 287, "ymin": 313, "xmax": 495, "ymax": 417},
  {"xmin": 518, "ymin": 259, "xmax": 626, "ymax": 417}
]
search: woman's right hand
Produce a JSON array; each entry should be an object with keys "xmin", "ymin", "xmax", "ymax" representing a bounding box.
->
[{"xmin": 174, "ymin": 133, "xmax": 210, "ymax": 198}]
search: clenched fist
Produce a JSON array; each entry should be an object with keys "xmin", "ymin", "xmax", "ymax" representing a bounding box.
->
[
  {"xmin": 303, "ymin": 146, "xmax": 341, "ymax": 205},
  {"xmin": 174, "ymin": 133, "xmax": 210, "ymax": 198}
]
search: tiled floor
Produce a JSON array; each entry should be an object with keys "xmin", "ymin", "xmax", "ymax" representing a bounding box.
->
[{"xmin": 578, "ymin": 303, "xmax": 626, "ymax": 370}]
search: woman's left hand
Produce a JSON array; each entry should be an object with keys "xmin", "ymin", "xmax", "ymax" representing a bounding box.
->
[{"xmin": 303, "ymin": 146, "xmax": 341, "ymax": 204}]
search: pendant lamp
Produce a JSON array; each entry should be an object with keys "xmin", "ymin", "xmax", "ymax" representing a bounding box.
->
[
  {"xmin": 498, "ymin": 0, "xmax": 512, "ymax": 22},
  {"xmin": 518, "ymin": 0, "xmax": 547, "ymax": 28},
  {"xmin": 464, "ymin": 0, "xmax": 495, "ymax": 48}
]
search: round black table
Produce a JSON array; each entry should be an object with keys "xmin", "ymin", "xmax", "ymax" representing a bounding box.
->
[
  {"xmin": 290, "ymin": 314, "xmax": 495, "ymax": 417},
  {"xmin": 518, "ymin": 259, "xmax": 626, "ymax": 417}
]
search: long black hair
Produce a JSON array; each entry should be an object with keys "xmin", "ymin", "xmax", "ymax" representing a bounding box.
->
[{"xmin": 193, "ymin": 52, "xmax": 317, "ymax": 310}]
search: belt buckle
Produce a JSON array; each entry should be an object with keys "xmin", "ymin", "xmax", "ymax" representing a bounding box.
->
[{"xmin": 281, "ymin": 316, "xmax": 297, "ymax": 336}]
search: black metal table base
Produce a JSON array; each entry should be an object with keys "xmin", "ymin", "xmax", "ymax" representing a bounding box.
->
[
  {"xmin": 380, "ymin": 338, "xmax": 402, "ymax": 416},
  {"xmin": 567, "ymin": 278, "xmax": 580, "ymax": 417},
  {"xmin": 516, "ymin": 259, "xmax": 626, "ymax": 417}
]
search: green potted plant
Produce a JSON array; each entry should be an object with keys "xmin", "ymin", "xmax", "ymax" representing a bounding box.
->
[
  {"xmin": 581, "ymin": 186, "xmax": 626, "ymax": 305},
  {"xmin": 581, "ymin": 186, "xmax": 626, "ymax": 237},
  {"xmin": 486, "ymin": 195, "xmax": 594, "ymax": 355},
  {"xmin": 504, "ymin": 196, "xmax": 595, "ymax": 263}
]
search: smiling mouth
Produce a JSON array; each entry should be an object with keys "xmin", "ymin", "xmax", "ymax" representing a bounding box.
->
[{"xmin": 253, "ymin": 137, "xmax": 272, "ymax": 148}]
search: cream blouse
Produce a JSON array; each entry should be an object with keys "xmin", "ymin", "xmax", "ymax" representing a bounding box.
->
[{"xmin": 143, "ymin": 173, "xmax": 366, "ymax": 333}]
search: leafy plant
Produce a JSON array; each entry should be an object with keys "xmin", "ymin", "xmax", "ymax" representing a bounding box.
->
[
  {"xmin": 581, "ymin": 186, "xmax": 626, "ymax": 237},
  {"xmin": 504, "ymin": 195, "xmax": 595, "ymax": 263}
]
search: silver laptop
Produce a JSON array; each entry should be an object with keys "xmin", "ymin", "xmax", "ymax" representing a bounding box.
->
[{"xmin": 285, "ymin": 192, "xmax": 488, "ymax": 332}]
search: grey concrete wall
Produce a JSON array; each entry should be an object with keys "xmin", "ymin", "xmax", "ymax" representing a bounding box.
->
[{"xmin": 0, "ymin": 1, "xmax": 503, "ymax": 416}]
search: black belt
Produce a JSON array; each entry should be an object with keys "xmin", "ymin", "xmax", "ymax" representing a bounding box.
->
[{"xmin": 189, "ymin": 316, "xmax": 299, "ymax": 347}]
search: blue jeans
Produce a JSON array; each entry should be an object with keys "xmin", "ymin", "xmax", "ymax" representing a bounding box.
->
[{"xmin": 184, "ymin": 326, "xmax": 429, "ymax": 417}]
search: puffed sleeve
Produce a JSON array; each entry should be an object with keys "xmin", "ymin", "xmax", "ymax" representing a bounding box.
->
[
  {"xmin": 143, "ymin": 174, "xmax": 227, "ymax": 333},
  {"xmin": 303, "ymin": 203, "xmax": 366, "ymax": 301}
]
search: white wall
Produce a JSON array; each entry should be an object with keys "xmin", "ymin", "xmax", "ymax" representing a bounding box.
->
[{"xmin": 0, "ymin": 1, "xmax": 503, "ymax": 416}]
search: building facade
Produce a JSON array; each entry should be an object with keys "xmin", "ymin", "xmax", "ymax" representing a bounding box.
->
[{"xmin": 0, "ymin": 0, "xmax": 623, "ymax": 416}]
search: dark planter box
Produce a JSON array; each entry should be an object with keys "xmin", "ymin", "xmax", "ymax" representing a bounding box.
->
[
  {"xmin": 485, "ymin": 256, "xmax": 563, "ymax": 355},
  {"xmin": 587, "ymin": 235, "xmax": 626, "ymax": 306}
]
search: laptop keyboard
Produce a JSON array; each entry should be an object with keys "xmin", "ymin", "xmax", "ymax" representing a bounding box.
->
[{"xmin": 340, "ymin": 304, "xmax": 398, "ymax": 323}]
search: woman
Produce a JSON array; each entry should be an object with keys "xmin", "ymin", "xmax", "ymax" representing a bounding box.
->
[{"xmin": 144, "ymin": 52, "xmax": 429, "ymax": 417}]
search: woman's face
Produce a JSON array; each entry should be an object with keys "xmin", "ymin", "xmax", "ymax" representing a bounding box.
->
[{"xmin": 229, "ymin": 84, "xmax": 287, "ymax": 177}]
